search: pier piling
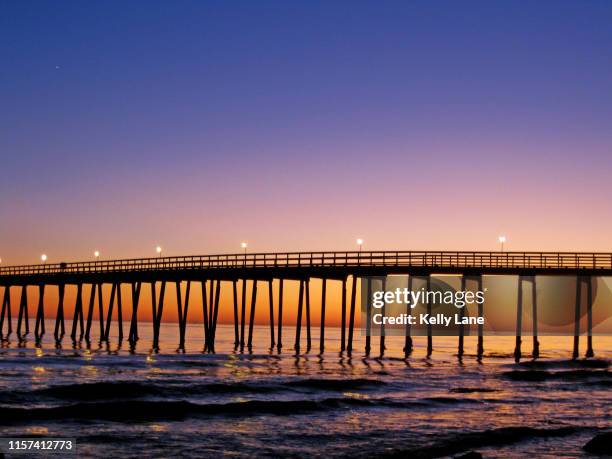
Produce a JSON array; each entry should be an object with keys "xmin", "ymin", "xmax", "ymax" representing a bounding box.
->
[
  {"xmin": 104, "ymin": 283, "xmax": 117, "ymax": 342},
  {"xmin": 35, "ymin": 284, "xmax": 45, "ymax": 340},
  {"xmin": 305, "ymin": 278, "xmax": 311, "ymax": 353},
  {"xmin": 295, "ymin": 279, "xmax": 304, "ymax": 354},
  {"xmin": 247, "ymin": 280, "xmax": 257, "ymax": 350},
  {"xmin": 128, "ymin": 282, "xmax": 142, "ymax": 344},
  {"xmin": 531, "ymin": 277, "xmax": 539, "ymax": 359},
  {"xmin": 514, "ymin": 276, "xmax": 523, "ymax": 362},
  {"xmin": 403, "ymin": 276, "xmax": 413, "ymax": 358},
  {"xmin": 277, "ymin": 279, "xmax": 284, "ymax": 353},
  {"xmin": 268, "ymin": 280, "xmax": 275, "ymax": 349},
  {"xmin": 426, "ymin": 276, "xmax": 432, "ymax": 357},
  {"xmin": 232, "ymin": 280, "xmax": 239, "ymax": 348},
  {"xmin": 211, "ymin": 280, "xmax": 221, "ymax": 353},
  {"xmin": 572, "ymin": 276, "xmax": 581, "ymax": 360},
  {"xmin": 17, "ymin": 286, "xmax": 29, "ymax": 338},
  {"xmin": 379, "ymin": 278, "xmax": 386, "ymax": 358},
  {"xmin": 365, "ymin": 278, "xmax": 372, "ymax": 357},
  {"xmin": 347, "ymin": 275, "xmax": 357, "ymax": 355},
  {"xmin": 319, "ymin": 278, "xmax": 327, "ymax": 354},
  {"xmin": 240, "ymin": 279, "xmax": 246, "ymax": 351},
  {"xmin": 477, "ymin": 276, "xmax": 484, "ymax": 359},
  {"xmin": 1, "ymin": 286, "xmax": 12, "ymax": 337},
  {"xmin": 458, "ymin": 276, "xmax": 466, "ymax": 358},
  {"xmin": 54, "ymin": 284, "xmax": 65, "ymax": 342},
  {"xmin": 70, "ymin": 284, "xmax": 83, "ymax": 342},
  {"xmin": 201, "ymin": 280, "xmax": 210, "ymax": 352},
  {"xmin": 340, "ymin": 278, "xmax": 346, "ymax": 352},
  {"xmin": 586, "ymin": 276, "xmax": 594, "ymax": 358}
]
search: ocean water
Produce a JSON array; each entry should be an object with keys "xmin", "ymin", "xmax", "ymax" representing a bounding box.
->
[{"xmin": 0, "ymin": 322, "xmax": 610, "ymax": 458}]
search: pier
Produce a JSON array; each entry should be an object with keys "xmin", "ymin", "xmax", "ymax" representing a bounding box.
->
[{"xmin": 0, "ymin": 251, "xmax": 608, "ymax": 359}]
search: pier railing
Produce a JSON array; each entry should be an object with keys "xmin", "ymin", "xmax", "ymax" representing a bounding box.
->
[{"xmin": 1, "ymin": 251, "xmax": 611, "ymax": 276}]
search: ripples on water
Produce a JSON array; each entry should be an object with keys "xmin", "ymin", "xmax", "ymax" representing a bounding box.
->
[{"xmin": 0, "ymin": 322, "xmax": 610, "ymax": 458}]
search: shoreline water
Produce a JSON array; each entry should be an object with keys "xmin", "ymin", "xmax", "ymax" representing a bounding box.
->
[{"xmin": 0, "ymin": 323, "xmax": 610, "ymax": 457}]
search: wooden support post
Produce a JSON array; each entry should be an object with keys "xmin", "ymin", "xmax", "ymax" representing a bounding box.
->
[
  {"xmin": 277, "ymin": 279, "xmax": 284, "ymax": 353},
  {"xmin": 247, "ymin": 280, "xmax": 258, "ymax": 350},
  {"xmin": 240, "ymin": 279, "xmax": 247, "ymax": 351},
  {"xmin": 572, "ymin": 276, "xmax": 581, "ymax": 360},
  {"xmin": 24, "ymin": 287, "xmax": 30, "ymax": 336},
  {"xmin": 6, "ymin": 286, "xmax": 13, "ymax": 336},
  {"xmin": 184, "ymin": 280, "xmax": 191, "ymax": 348},
  {"xmin": 268, "ymin": 279, "xmax": 275, "ymax": 349},
  {"xmin": 128, "ymin": 283, "xmax": 142, "ymax": 344},
  {"xmin": 319, "ymin": 278, "xmax": 327, "ymax": 354},
  {"xmin": 586, "ymin": 276, "xmax": 594, "ymax": 358},
  {"xmin": 116, "ymin": 283, "xmax": 123, "ymax": 343},
  {"xmin": 97, "ymin": 283, "xmax": 104, "ymax": 340},
  {"xmin": 178, "ymin": 281, "xmax": 191, "ymax": 350},
  {"xmin": 77, "ymin": 285, "xmax": 84, "ymax": 340},
  {"xmin": 210, "ymin": 280, "xmax": 221, "ymax": 353},
  {"xmin": 340, "ymin": 278, "xmax": 347, "ymax": 352},
  {"xmin": 305, "ymin": 278, "xmax": 311, "ymax": 353},
  {"xmin": 208, "ymin": 279, "xmax": 215, "ymax": 349},
  {"xmin": 477, "ymin": 276, "xmax": 484, "ymax": 359},
  {"xmin": 426, "ymin": 276, "xmax": 433, "ymax": 357},
  {"xmin": 85, "ymin": 284, "xmax": 96, "ymax": 341},
  {"xmin": 532, "ymin": 276, "xmax": 539, "ymax": 359},
  {"xmin": 403, "ymin": 276, "xmax": 413, "ymax": 358},
  {"xmin": 347, "ymin": 275, "xmax": 357, "ymax": 355},
  {"xmin": 54, "ymin": 284, "xmax": 66, "ymax": 342},
  {"xmin": 458, "ymin": 276, "xmax": 466, "ymax": 358},
  {"xmin": 3, "ymin": 287, "xmax": 13, "ymax": 337},
  {"xmin": 17, "ymin": 285, "xmax": 29, "ymax": 338},
  {"xmin": 153, "ymin": 281, "xmax": 166, "ymax": 350},
  {"xmin": 35, "ymin": 284, "xmax": 45, "ymax": 340},
  {"xmin": 176, "ymin": 281, "xmax": 185, "ymax": 350},
  {"xmin": 232, "ymin": 280, "xmax": 239, "ymax": 348},
  {"xmin": 0, "ymin": 287, "xmax": 6, "ymax": 336},
  {"xmin": 365, "ymin": 278, "xmax": 372, "ymax": 357},
  {"xmin": 1, "ymin": 286, "xmax": 12, "ymax": 336},
  {"xmin": 104, "ymin": 283, "xmax": 117, "ymax": 342},
  {"xmin": 150, "ymin": 282, "xmax": 158, "ymax": 347},
  {"xmin": 201, "ymin": 280, "xmax": 210, "ymax": 352},
  {"xmin": 295, "ymin": 279, "xmax": 304, "ymax": 354},
  {"xmin": 379, "ymin": 277, "xmax": 387, "ymax": 358},
  {"xmin": 70, "ymin": 284, "xmax": 83, "ymax": 341},
  {"xmin": 514, "ymin": 276, "xmax": 523, "ymax": 362}
]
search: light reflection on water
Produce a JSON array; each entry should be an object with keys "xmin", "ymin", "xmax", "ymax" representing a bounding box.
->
[{"xmin": 0, "ymin": 321, "xmax": 610, "ymax": 458}]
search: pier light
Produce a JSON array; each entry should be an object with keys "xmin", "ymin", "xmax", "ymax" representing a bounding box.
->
[
  {"xmin": 241, "ymin": 242, "xmax": 247, "ymax": 255},
  {"xmin": 156, "ymin": 246, "xmax": 162, "ymax": 257},
  {"xmin": 356, "ymin": 238, "xmax": 364, "ymax": 252},
  {"xmin": 41, "ymin": 254, "xmax": 47, "ymax": 263},
  {"xmin": 94, "ymin": 250, "xmax": 100, "ymax": 260},
  {"xmin": 498, "ymin": 236, "xmax": 506, "ymax": 252}
]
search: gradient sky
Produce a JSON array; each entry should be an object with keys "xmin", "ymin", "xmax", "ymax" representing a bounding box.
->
[{"xmin": 2, "ymin": 1, "xmax": 612, "ymax": 265}]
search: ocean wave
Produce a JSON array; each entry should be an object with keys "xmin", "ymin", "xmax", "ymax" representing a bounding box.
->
[
  {"xmin": 282, "ymin": 378, "xmax": 385, "ymax": 390},
  {"xmin": 516, "ymin": 359, "xmax": 609, "ymax": 369},
  {"xmin": 0, "ymin": 392, "xmax": 501, "ymax": 424},
  {"xmin": 422, "ymin": 396, "xmax": 484, "ymax": 405},
  {"xmin": 0, "ymin": 397, "xmax": 381, "ymax": 423},
  {"xmin": 503, "ymin": 369, "xmax": 611, "ymax": 382},
  {"xmin": 368, "ymin": 426, "xmax": 580, "ymax": 458},
  {"xmin": 0, "ymin": 378, "xmax": 387, "ymax": 403},
  {"xmin": 449, "ymin": 387, "xmax": 500, "ymax": 393}
]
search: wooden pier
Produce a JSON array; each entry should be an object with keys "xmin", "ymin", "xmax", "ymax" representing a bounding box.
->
[{"xmin": 0, "ymin": 251, "xmax": 609, "ymax": 359}]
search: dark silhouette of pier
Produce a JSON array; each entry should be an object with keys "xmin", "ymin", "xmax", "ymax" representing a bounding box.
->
[{"xmin": 0, "ymin": 251, "xmax": 607, "ymax": 360}]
